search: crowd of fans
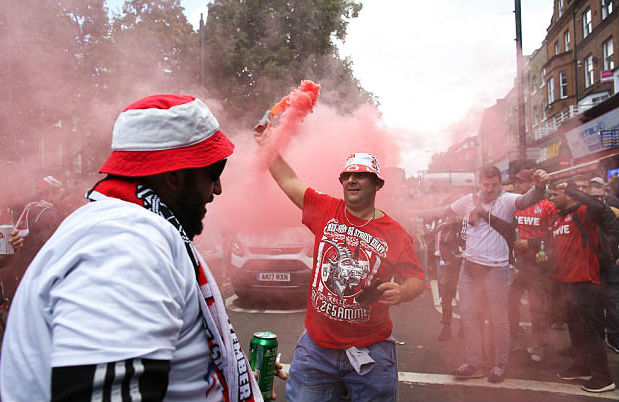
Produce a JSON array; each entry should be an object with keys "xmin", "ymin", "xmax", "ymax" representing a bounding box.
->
[
  {"xmin": 1, "ymin": 166, "xmax": 618, "ymax": 395},
  {"xmin": 419, "ymin": 170, "xmax": 618, "ymax": 393}
]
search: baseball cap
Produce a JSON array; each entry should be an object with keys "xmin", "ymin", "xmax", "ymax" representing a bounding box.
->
[
  {"xmin": 590, "ymin": 177, "xmax": 605, "ymax": 186},
  {"xmin": 340, "ymin": 153, "xmax": 384, "ymax": 182},
  {"xmin": 100, "ymin": 94, "xmax": 234, "ymax": 177}
]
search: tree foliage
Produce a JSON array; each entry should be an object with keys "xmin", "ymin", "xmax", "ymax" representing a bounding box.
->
[
  {"xmin": 0, "ymin": 0, "xmax": 374, "ymax": 182},
  {"xmin": 109, "ymin": 0, "xmax": 199, "ymax": 93},
  {"xmin": 203, "ymin": 0, "xmax": 374, "ymax": 126},
  {"xmin": 0, "ymin": 0, "xmax": 110, "ymax": 166}
]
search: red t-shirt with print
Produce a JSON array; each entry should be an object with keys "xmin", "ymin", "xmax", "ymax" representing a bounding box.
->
[
  {"xmin": 302, "ymin": 188, "xmax": 424, "ymax": 348},
  {"xmin": 515, "ymin": 199, "xmax": 556, "ymax": 258},
  {"xmin": 551, "ymin": 205, "xmax": 600, "ymax": 284}
]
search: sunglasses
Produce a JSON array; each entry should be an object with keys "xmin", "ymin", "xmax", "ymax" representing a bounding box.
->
[
  {"xmin": 209, "ymin": 159, "xmax": 227, "ymax": 181},
  {"xmin": 338, "ymin": 172, "xmax": 377, "ymax": 184}
]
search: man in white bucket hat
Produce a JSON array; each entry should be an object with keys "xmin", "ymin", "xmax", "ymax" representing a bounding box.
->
[
  {"xmin": 256, "ymin": 125, "xmax": 424, "ymax": 402},
  {"xmin": 1, "ymin": 94, "xmax": 265, "ymax": 402}
]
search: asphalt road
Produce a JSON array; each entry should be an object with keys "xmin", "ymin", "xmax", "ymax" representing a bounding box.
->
[{"xmin": 226, "ymin": 281, "xmax": 619, "ymax": 402}]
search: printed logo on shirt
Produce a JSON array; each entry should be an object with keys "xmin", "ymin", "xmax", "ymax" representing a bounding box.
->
[
  {"xmin": 552, "ymin": 219, "xmax": 572, "ymax": 237},
  {"xmin": 515, "ymin": 216, "xmax": 541, "ymax": 226},
  {"xmin": 310, "ymin": 218, "xmax": 388, "ymax": 323},
  {"xmin": 534, "ymin": 205, "xmax": 542, "ymax": 214}
]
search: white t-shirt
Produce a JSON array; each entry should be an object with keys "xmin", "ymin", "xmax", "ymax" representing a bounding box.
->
[
  {"xmin": 450, "ymin": 192, "xmax": 520, "ymax": 267},
  {"xmin": 0, "ymin": 198, "xmax": 223, "ymax": 402}
]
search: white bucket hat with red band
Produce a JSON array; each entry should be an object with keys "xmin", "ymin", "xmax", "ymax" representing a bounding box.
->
[
  {"xmin": 100, "ymin": 94, "xmax": 234, "ymax": 177},
  {"xmin": 340, "ymin": 153, "xmax": 384, "ymax": 182}
]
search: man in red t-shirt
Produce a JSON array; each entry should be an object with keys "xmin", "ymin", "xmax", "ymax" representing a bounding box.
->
[
  {"xmin": 549, "ymin": 180, "xmax": 615, "ymax": 393},
  {"xmin": 257, "ymin": 133, "xmax": 424, "ymax": 401},
  {"xmin": 508, "ymin": 169, "xmax": 556, "ymax": 361}
]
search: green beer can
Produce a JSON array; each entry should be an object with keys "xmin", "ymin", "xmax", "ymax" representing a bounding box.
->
[{"xmin": 249, "ymin": 331, "xmax": 278, "ymax": 401}]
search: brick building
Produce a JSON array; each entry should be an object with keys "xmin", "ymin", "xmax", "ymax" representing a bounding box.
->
[
  {"xmin": 536, "ymin": 0, "xmax": 618, "ymax": 140},
  {"xmin": 526, "ymin": 43, "xmax": 549, "ymax": 141},
  {"xmin": 521, "ymin": 0, "xmax": 618, "ymax": 178}
]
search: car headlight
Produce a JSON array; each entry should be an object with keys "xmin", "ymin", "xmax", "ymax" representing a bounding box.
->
[{"xmin": 231, "ymin": 241, "xmax": 245, "ymax": 257}]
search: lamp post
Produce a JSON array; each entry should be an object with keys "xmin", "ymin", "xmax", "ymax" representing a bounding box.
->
[{"xmin": 515, "ymin": 0, "xmax": 527, "ymax": 165}]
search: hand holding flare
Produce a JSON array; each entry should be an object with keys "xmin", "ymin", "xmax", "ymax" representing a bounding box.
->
[{"xmin": 254, "ymin": 80, "xmax": 321, "ymax": 160}]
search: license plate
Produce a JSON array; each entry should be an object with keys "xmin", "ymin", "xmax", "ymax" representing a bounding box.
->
[{"xmin": 258, "ymin": 272, "xmax": 291, "ymax": 281}]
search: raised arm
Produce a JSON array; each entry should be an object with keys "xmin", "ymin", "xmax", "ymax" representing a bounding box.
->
[
  {"xmin": 268, "ymin": 153, "xmax": 308, "ymax": 210},
  {"xmin": 515, "ymin": 169, "xmax": 549, "ymax": 210},
  {"xmin": 255, "ymin": 128, "xmax": 308, "ymax": 210},
  {"xmin": 564, "ymin": 182, "xmax": 607, "ymax": 223}
]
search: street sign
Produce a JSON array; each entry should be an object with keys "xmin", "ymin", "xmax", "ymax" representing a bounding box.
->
[
  {"xmin": 600, "ymin": 128, "xmax": 619, "ymax": 148},
  {"xmin": 601, "ymin": 69, "xmax": 614, "ymax": 83}
]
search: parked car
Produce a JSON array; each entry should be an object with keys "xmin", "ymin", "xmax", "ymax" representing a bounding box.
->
[
  {"xmin": 195, "ymin": 220, "xmax": 227, "ymax": 286},
  {"xmin": 229, "ymin": 226, "xmax": 313, "ymax": 303}
]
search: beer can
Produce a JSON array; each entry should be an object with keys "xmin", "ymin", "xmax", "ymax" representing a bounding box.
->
[
  {"xmin": 249, "ymin": 331, "xmax": 278, "ymax": 402},
  {"xmin": 0, "ymin": 225, "xmax": 14, "ymax": 255}
]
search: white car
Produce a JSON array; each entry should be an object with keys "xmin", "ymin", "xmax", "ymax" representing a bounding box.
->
[{"xmin": 229, "ymin": 226, "xmax": 313, "ymax": 302}]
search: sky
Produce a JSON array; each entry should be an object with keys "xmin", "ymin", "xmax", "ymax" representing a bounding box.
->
[
  {"xmin": 337, "ymin": 1, "xmax": 554, "ymax": 173},
  {"xmin": 107, "ymin": 0, "xmax": 554, "ymax": 174}
]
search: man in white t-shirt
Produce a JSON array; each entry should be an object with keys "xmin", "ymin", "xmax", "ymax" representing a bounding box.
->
[
  {"xmin": 0, "ymin": 95, "xmax": 265, "ymax": 402},
  {"xmin": 449, "ymin": 165, "xmax": 548, "ymax": 382},
  {"xmin": 416, "ymin": 165, "xmax": 548, "ymax": 383}
]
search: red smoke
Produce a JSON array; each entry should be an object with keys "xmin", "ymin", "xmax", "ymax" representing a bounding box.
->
[
  {"xmin": 256, "ymin": 80, "xmax": 321, "ymax": 167},
  {"xmin": 208, "ymin": 102, "xmax": 402, "ymax": 236}
]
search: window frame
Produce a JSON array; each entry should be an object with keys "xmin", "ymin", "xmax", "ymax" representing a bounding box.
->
[
  {"xmin": 603, "ymin": 38, "xmax": 615, "ymax": 70},
  {"xmin": 582, "ymin": 8, "xmax": 592, "ymax": 39},
  {"xmin": 602, "ymin": 0, "xmax": 613, "ymax": 20},
  {"xmin": 548, "ymin": 76, "xmax": 555, "ymax": 104},
  {"xmin": 564, "ymin": 30, "xmax": 570, "ymax": 51},
  {"xmin": 584, "ymin": 55, "xmax": 594, "ymax": 88},
  {"xmin": 559, "ymin": 71, "xmax": 568, "ymax": 99},
  {"xmin": 554, "ymin": 41, "xmax": 560, "ymax": 55}
]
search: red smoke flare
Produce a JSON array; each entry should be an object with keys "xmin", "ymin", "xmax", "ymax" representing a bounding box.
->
[{"xmin": 256, "ymin": 80, "xmax": 321, "ymax": 167}]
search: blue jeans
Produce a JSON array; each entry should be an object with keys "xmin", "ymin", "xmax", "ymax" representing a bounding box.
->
[
  {"xmin": 459, "ymin": 260, "xmax": 511, "ymax": 368},
  {"xmin": 286, "ymin": 333, "xmax": 397, "ymax": 402}
]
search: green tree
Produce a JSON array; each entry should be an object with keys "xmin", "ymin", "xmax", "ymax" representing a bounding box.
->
[
  {"xmin": 0, "ymin": 0, "xmax": 110, "ymax": 172},
  {"xmin": 203, "ymin": 0, "xmax": 374, "ymax": 126},
  {"xmin": 109, "ymin": 0, "xmax": 199, "ymax": 95}
]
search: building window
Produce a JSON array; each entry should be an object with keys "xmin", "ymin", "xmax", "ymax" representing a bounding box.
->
[
  {"xmin": 583, "ymin": 8, "xmax": 592, "ymax": 38},
  {"xmin": 564, "ymin": 31, "xmax": 570, "ymax": 51},
  {"xmin": 560, "ymin": 71, "xmax": 568, "ymax": 98},
  {"xmin": 602, "ymin": 0, "xmax": 613, "ymax": 20},
  {"xmin": 558, "ymin": 0, "xmax": 564, "ymax": 17},
  {"xmin": 541, "ymin": 67, "xmax": 546, "ymax": 87},
  {"xmin": 584, "ymin": 55, "xmax": 594, "ymax": 88},
  {"xmin": 604, "ymin": 38, "xmax": 615, "ymax": 70},
  {"xmin": 548, "ymin": 77, "xmax": 555, "ymax": 103},
  {"xmin": 531, "ymin": 77, "xmax": 537, "ymax": 94},
  {"xmin": 554, "ymin": 41, "xmax": 560, "ymax": 55},
  {"xmin": 534, "ymin": 106, "xmax": 539, "ymax": 124}
]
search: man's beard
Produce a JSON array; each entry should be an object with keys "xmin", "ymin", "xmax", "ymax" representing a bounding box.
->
[
  {"xmin": 171, "ymin": 181, "xmax": 206, "ymax": 240},
  {"xmin": 176, "ymin": 202, "xmax": 204, "ymax": 240}
]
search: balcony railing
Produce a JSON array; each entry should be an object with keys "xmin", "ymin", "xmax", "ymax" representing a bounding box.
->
[{"xmin": 533, "ymin": 100, "xmax": 605, "ymax": 140}]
